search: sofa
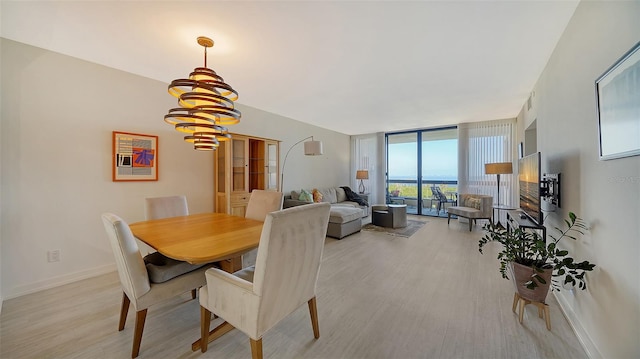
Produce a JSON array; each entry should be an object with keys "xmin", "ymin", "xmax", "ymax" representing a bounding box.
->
[
  {"xmin": 284, "ymin": 187, "xmax": 369, "ymax": 217},
  {"xmin": 283, "ymin": 187, "xmax": 369, "ymax": 239}
]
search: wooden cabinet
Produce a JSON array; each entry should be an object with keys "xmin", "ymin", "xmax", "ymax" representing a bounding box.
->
[{"xmin": 215, "ymin": 134, "xmax": 280, "ymax": 216}]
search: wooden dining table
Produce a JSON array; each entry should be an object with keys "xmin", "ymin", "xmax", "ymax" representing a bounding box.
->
[
  {"xmin": 130, "ymin": 212, "xmax": 264, "ymax": 349},
  {"xmin": 129, "ymin": 212, "xmax": 264, "ymax": 272}
]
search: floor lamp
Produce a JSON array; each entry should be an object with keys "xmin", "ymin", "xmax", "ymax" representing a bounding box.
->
[
  {"xmin": 280, "ymin": 136, "xmax": 323, "ymax": 192},
  {"xmin": 485, "ymin": 162, "xmax": 513, "ymax": 227}
]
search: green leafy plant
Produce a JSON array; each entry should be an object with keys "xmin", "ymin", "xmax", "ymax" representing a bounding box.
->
[{"xmin": 479, "ymin": 212, "xmax": 596, "ymax": 292}]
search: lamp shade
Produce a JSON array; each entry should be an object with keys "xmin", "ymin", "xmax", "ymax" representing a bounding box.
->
[
  {"xmin": 485, "ymin": 162, "xmax": 513, "ymax": 175},
  {"xmin": 280, "ymin": 136, "xmax": 323, "ymax": 192},
  {"xmin": 304, "ymin": 140, "xmax": 323, "ymax": 156},
  {"xmin": 356, "ymin": 170, "xmax": 369, "ymax": 180}
]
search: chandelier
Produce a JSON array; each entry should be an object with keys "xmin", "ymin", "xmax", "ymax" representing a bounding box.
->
[{"xmin": 164, "ymin": 36, "xmax": 241, "ymax": 150}]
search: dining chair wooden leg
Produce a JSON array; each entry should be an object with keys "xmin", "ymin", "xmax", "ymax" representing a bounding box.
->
[
  {"xmin": 132, "ymin": 309, "xmax": 147, "ymax": 358},
  {"xmin": 308, "ymin": 297, "xmax": 320, "ymax": 339},
  {"xmin": 191, "ymin": 289, "xmax": 197, "ymax": 299},
  {"xmin": 119, "ymin": 292, "xmax": 130, "ymax": 331},
  {"xmin": 200, "ymin": 306, "xmax": 212, "ymax": 353},
  {"xmin": 250, "ymin": 338, "xmax": 263, "ymax": 359}
]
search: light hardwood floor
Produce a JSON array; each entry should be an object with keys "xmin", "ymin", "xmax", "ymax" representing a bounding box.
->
[{"xmin": 0, "ymin": 216, "xmax": 587, "ymax": 358}]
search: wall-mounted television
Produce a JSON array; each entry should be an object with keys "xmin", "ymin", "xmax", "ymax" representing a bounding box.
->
[{"xmin": 518, "ymin": 152, "xmax": 543, "ymax": 225}]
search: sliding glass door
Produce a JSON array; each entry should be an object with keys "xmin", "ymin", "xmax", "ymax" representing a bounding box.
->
[
  {"xmin": 387, "ymin": 133, "xmax": 418, "ymax": 214},
  {"xmin": 420, "ymin": 128, "xmax": 458, "ymax": 216},
  {"xmin": 386, "ymin": 127, "xmax": 457, "ymax": 217}
]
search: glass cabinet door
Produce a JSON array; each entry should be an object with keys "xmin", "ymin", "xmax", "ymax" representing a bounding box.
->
[
  {"xmin": 249, "ymin": 139, "xmax": 265, "ymax": 191},
  {"xmin": 232, "ymin": 138, "xmax": 247, "ymax": 192},
  {"xmin": 266, "ymin": 141, "xmax": 278, "ymax": 191}
]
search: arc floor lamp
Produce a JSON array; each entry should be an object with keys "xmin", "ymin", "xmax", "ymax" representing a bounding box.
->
[{"xmin": 280, "ymin": 136, "xmax": 323, "ymax": 192}]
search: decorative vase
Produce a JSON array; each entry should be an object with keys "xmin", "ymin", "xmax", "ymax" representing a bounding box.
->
[{"xmin": 510, "ymin": 262, "xmax": 553, "ymax": 303}]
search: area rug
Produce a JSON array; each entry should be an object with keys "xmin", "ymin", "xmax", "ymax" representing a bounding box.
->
[{"xmin": 361, "ymin": 219, "xmax": 426, "ymax": 238}]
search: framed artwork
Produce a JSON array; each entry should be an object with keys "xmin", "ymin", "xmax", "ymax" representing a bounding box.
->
[
  {"xmin": 112, "ymin": 131, "xmax": 158, "ymax": 181},
  {"xmin": 595, "ymin": 41, "xmax": 640, "ymax": 160}
]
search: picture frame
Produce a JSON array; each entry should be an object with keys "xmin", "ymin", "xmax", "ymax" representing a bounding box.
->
[
  {"xmin": 595, "ymin": 41, "xmax": 640, "ymax": 161},
  {"xmin": 112, "ymin": 131, "xmax": 158, "ymax": 181}
]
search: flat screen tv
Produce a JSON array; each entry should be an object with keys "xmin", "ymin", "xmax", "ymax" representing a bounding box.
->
[{"xmin": 518, "ymin": 152, "xmax": 543, "ymax": 225}]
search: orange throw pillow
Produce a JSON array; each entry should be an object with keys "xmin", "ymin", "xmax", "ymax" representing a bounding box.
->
[{"xmin": 312, "ymin": 188, "xmax": 323, "ymax": 203}]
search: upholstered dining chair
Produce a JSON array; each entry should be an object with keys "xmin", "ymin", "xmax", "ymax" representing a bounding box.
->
[
  {"xmin": 242, "ymin": 190, "xmax": 284, "ymax": 268},
  {"xmin": 144, "ymin": 195, "xmax": 189, "ymax": 220},
  {"xmin": 144, "ymin": 195, "xmax": 199, "ymax": 299},
  {"xmin": 245, "ymin": 190, "xmax": 284, "ymax": 221},
  {"xmin": 101, "ymin": 213, "xmax": 209, "ymax": 358},
  {"xmin": 198, "ymin": 202, "xmax": 331, "ymax": 359}
]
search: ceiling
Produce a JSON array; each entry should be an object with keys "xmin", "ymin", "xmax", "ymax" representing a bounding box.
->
[{"xmin": 1, "ymin": 1, "xmax": 579, "ymax": 135}]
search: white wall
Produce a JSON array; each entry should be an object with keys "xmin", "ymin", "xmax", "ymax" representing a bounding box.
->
[
  {"xmin": 0, "ymin": 38, "xmax": 349, "ymax": 300},
  {"xmin": 518, "ymin": 1, "xmax": 640, "ymax": 357},
  {"xmin": 231, "ymin": 105, "xmax": 350, "ymax": 194}
]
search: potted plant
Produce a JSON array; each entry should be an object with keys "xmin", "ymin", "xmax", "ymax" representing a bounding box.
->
[{"xmin": 479, "ymin": 212, "xmax": 596, "ymax": 301}]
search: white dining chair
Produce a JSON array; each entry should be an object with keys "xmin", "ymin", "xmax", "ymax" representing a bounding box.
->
[
  {"xmin": 101, "ymin": 213, "xmax": 210, "ymax": 358},
  {"xmin": 144, "ymin": 194, "xmax": 200, "ymax": 298},
  {"xmin": 198, "ymin": 202, "xmax": 330, "ymax": 359},
  {"xmin": 244, "ymin": 190, "xmax": 284, "ymax": 221},
  {"xmin": 144, "ymin": 195, "xmax": 189, "ymax": 220},
  {"xmin": 242, "ymin": 190, "xmax": 284, "ymax": 268}
]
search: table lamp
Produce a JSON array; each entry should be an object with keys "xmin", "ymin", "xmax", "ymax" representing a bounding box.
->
[{"xmin": 356, "ymin": 170, "xmax": 369, "ymax": 194}]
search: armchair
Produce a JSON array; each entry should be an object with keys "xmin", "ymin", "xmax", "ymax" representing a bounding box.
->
[{"xmin": 446, "ymin": 194, "xmax": 493, "ymax": 231}]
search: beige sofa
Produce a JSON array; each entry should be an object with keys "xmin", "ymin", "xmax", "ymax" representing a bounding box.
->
[
  {"xmin": 283, "ymin": 187, "xmax": 369, "ymax": 239},
  {"xmin": 284, "ymin": 187, "xmax": 369, "ymax": 217},
  {"xmin": 446, "ymin": 194, "xmax": 493, "ymax": 231}
]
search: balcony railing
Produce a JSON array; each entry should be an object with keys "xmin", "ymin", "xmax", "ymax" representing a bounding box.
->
[{"xmin": 387, "ymin": 179, "xmax": 458, "ymax": 217}]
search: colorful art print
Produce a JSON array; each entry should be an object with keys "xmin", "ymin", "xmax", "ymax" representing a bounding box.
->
[{"xmin": 112, "ymin": 131, "xmax": 158, "ymax": 181}]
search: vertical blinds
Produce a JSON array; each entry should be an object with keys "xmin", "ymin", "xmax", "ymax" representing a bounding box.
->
[{"xmin": 458, "ymin": 119, "xmax": 517, "ymax": 212}]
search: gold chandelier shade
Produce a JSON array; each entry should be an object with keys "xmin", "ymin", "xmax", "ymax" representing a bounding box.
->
[{"xmin": 165, "ymin": 36, "xmax": 241, "ymax": 151}]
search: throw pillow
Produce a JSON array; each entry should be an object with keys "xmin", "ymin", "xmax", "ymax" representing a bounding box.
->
[
  {"xmin": 320, "ymin": 187, "xmax": 337, "ymax": 203},
  {"xmin": 299, "ymin": 189, "xmax": 313, "ymax": 202},
  {"xmin": 312, "ymin": 188, "xmax": 323, "ymax": 203},
  {"xmin": 465, "ymin": 197, "xmax": 482, "ymax": 210},
  {"xmin": 290, "ymin": 190, "xmax": 300, "ymax": 200}
]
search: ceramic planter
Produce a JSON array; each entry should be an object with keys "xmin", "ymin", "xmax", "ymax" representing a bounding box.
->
[{"xmin": 510, "ymin": 262, "xmax": 553, "ymax": 303}]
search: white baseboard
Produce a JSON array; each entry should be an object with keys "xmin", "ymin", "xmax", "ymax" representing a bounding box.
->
[
  {"xmin": 3, "ymin": 263, "xmax": 117, "ymax": 300},
  {"xmin": 553, "ymin": 291, "xmax": 603, "ymax": 359}
]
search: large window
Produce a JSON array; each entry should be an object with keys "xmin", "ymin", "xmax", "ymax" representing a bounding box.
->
[{"xmin": 386, "ymin": 128, "xmax": 458, "ymax": 217}]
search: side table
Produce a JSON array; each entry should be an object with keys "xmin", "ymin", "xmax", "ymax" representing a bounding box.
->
[
  {"xmin": 372, "ymin": 204, "xmax": 407, "ymax": 228},
  {"xmin": 493, "ymin": 204, "xmax": 517, "ymax": 228}
]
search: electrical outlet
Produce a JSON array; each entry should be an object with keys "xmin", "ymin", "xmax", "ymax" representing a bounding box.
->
[{"xmin": 48, "ymin": 250, "xmax": 61, "ymax": 262}]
